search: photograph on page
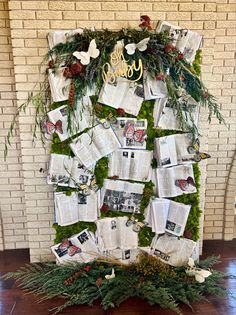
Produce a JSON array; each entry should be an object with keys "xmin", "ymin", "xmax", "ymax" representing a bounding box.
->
[
  {"xmin": 101, "ymin": 179, "xmax": 144, "ymax": 213},
  {"xmin": 112, "ymin": 118, "xmax": 147, "ymax": 149}
]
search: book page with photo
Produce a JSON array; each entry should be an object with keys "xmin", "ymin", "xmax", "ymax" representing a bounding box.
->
[
  {"xmin": 112, "ymin": 118, "xmax": 147, "ymax": 149},
  {"xmin": 101, "ymin": 179, "xmax": 144, "ymax": 213}
]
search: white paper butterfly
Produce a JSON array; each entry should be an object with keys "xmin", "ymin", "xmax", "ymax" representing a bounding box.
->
[
  {"xmin": 125, "ymin": 37, "xmax": 150, "ymax": 55},
  {"xmin": 186, "ymin": 258, "xmax": 212, "ymax": 283},
  {"xmin": 73, "ymin": 39, "xmax": 100, "ymax": 65}
]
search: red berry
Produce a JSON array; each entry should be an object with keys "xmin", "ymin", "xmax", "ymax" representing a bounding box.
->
[{"xmin": 178, "ymin": 53, "xmax": 185, "ymax": 60}]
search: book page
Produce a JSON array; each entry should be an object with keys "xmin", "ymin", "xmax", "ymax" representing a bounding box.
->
[
  {"xmin": 54, "ymin": 192, "xmax": 79, "ymax": 226},
  {"xmin": 146, "ymin": 198, "xmax": 170, "ymax": 234},
  {"xmin": 108, "ymin": 149, "xmax": 152, "ymax": 182},
  {"xmin": 70, "ymin": 230, "xmax": 99, "ymax": 261},
  {"xmin": 48, "ymin": 68, "xmax": 70, "ymax": 102},
  {"xmin": 98, "ymin": 78, "xmax": 143, "ymax": 116},
  {"xmin": 102, "ymin": 179, "xmax": 144, "ymax": 213},
  {"xmin": 69, "ymin": 158, "xmax": 95, "ymax": 188},
  {"xmin": 118, "ymin": 216, "xmax": 138, "ymax": 249},
  {"xmin": 166, "ymin": 200, "xmax": 191, "ymax": 236},
  {"xmin": 112, "ymin": 118, "xmax": 147, "ymax": 149},
  {"xmin": 77, "ymin": 190, "xmax": 100, "ymax": 222},
  {"xmin": 153, "ymin": 98, "xmax": 168, "ymax": 127},
  {"xmin": 47, "ymin": 154, "xmax": 73, "ymax": 186},
  {"xmin": 70, "ymin": 124, "xmax": 121, "ymax": 168},
  {"xmin": 143, "ymin": 71, "xmax": 168, "ymax": 100},
  {"xmin": 151, "ymin": 234, "xmax": 196, "ymax": 267},
  {"xmin": 96, "ymin": 218, "xmax": 120, "ymax": 251},
  {"xmin": 91, "ymin": 124, "xmax": 121, "ymax": 158},
  {"xmin": 174, "ymin": 133, "xmax": 193, "ymax": 163},
  {"xmin": 154, "ymin": 136, "xmax": 178, "ymax": 167},
  {"xmin": 156, "ymin": 165, "xmax": 197, "ymax": 198}
]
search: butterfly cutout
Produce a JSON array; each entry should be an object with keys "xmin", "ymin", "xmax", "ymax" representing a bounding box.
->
[
  {"xmin": 124, "ymin": 122, "xmax": 146, "ymax": 143},
  {"xmin": 186, "ymin": 258, "xmax": 212, "ymax": 283},
  {"xmin": 125, "ymin": 37, "xmax": 150, "ymax": 55},
  {"xmin": 187, "ymin": 138, "xmax": 211, "ymax": 162},
  {"xmin": 58, "ymin": 238, "xmax": 71, "ymax": 250},
  {"xmin": 126, "ymin": 215, "xmax": 148, "ymax": 232},
  {"xmin": 73, "ymin": 39, "xmax": 100, "ymax": 65},
  {"xmin": 46, "ymin": 120, "xmax": 63, "ymax": 135},
  {"xmin": 97, "ymin": 111, "xmax": 117, "ymax": 129},
  {"xmin": 175, "ymin": 176, "xmax": 196, "ymax": 191},
  {"xmin": 68, "ymin": 245, "xmax": 82, "ymax": 257}
]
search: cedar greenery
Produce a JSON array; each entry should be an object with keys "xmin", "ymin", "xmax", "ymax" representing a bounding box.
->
[{"xmin": 3, "ymin": 255, "xmax": 228, "ymax": 315}]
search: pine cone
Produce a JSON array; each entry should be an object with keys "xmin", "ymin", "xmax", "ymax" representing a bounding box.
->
[{"xmin": 68, "ymin": 81, "xmax": 75, "ymax": 108}]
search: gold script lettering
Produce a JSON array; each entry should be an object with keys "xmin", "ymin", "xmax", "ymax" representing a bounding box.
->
[{"xmin": 102, "ymin": 49, "xmax": 143, "ymax": 84}]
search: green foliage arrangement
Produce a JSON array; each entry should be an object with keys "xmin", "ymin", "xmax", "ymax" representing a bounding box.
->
[{"xmin": 3, "ymin": 255, "xmax": 227, "ymax": 315}]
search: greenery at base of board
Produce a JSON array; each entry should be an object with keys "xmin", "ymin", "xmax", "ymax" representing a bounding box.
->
[{"xmin": 4, "ymin": 255, "xmax": 227, "ymax": 315}]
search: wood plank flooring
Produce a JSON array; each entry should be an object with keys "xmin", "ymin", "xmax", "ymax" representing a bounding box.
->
[{"xmin": 0, "ymin": 240, "xmax": 235, "ymax": 315}]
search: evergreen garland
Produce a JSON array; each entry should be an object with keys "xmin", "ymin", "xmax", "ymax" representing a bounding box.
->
[{"xmin": 3, "ymin": 255, "xmax": 228, "ymax": 315}]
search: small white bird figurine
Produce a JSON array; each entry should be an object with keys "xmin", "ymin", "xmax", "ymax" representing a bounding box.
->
[
  {"xmin": 186, "ymin": 257, "xmax": 212, "ymax": 283},
  {"xmin": 105, "ymin": 268, "xmax": 115, "ymax": 280},
  {"xmin": 73, "ymin": 39, "xmax": 100, "ymax": 65}
]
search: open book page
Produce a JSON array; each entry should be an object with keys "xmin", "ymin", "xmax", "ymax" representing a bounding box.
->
[
  {"xmin": 182, "ymin": 31, "xmax": 202, "ymax": 63},
  {"xmin": 118, "ymin": 216, "xmax": 138, "ymax": 249},
  {"xmin": 98, "ymin": 77, "xmax": 144, "ymax": 116},
  {"xmin": 51, "ymin": 243, "xmax": 87, "ymax": 264},
  {"xmin": 156, "ymin": 21, "xmax": 180, "ymax": 46},
  {"xmin": 151, "ymin": 234, "xmax": 196, "ymax": 267},
  {"xmin": 47, "ymin": 96, "xmax": 93, "ymax": 142},
  {"xmin": 106, "ymin": 248, "xmax": 141, "ymax": 264},
  {"xmin": 153, "ymin": 98, "xmax": 168, "ymax": 127},
  {"xmin": 47, "ymin": 154, "xmax": 73, "ymax": 186},
  {"xmin": 156, "ymin": 21, "xmax": 201, "ymax": 64},
  {"xmin": 108, "ymin": 149, "xmax": 152, "ymax": 182},
  {"xmin": 156, "ymin": 164, "xmax": 197, "ymax": 198},
  {"xmin": 112, "ymin": 118, "xmax": 147, "ymax": 149},
  {"xmin": 174, "ymin": 133, "xmax": 194, "ymax": 163},
  {"xmin": 69, "ymin": 158, "xmax": 95, "ymax": 188},
  {"xmin": 165, "ymin": 200, "xmax": 191, "ymax": 236},
  {"xmin": 154, "ymin": 136, "xmax": 177, "ymax": 168},
  {"xmin": 70, "ymin": 124, "xmax": 121, "ymax": 168},
  {"xmin": 48, "ymin": 68, "xmax": 70, "ymax": 103},
  {"xmin": 96, "ymin": 217, "xmax": 121, "ymax": 251},
  {"xmin": 77, "ymin": 190, "xmax": 100, "ymax": 222},
  {"xmin": 101, "ymin": 179, "xmax": 144, "ymax": 213},
  {"xmin": 54, "ymin": 192, "xmax": 79, "ymax": 226},
  {"xmin": 158, "ymin": 99, "xmax": 199, "ymax": 131},
  {"xmin": 96, "ymin": 217, "xmax": 138, "ymax": 251},
  {"xmin": 143, "ymin": 71, "xmax": 168, "ymax": 100},
  {"xmin": 145, "ymin": 198, "xmax": 170, "ymax": 234},
  {"xmin": 69, "ymin": 230, "xmax": 99, "ymax": 261}
]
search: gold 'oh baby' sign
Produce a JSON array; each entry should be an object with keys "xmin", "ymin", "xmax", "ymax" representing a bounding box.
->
[{"xmin": 102, "ymin": 48, "xmax": 143, "ymax": 84}]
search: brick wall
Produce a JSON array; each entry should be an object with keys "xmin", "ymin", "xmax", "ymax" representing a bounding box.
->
[
  {"xmin": 1, "ymin": 0, "xmax": 235, "ymax": 261},
  {"xmin": 0, "ymin": 0, "xmax": 28, "ymax": 250}
]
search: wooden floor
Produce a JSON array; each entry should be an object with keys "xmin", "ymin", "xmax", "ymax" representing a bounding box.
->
[{"xmin": 0, "ymin": 240, "xmax": 235, "ymax": 315}]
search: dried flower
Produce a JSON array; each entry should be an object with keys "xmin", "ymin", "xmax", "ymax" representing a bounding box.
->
[
  {"xmin": 155, "ymin": 73, "xmax": 165, "ymax": 81},
  {"xmin": 100, "ymin": 203, "xmax": 109, "ymax": 213},
  {"xmin": 164, "ymin": 43, "xmax": 175, "ymax": 53},
  {"xmin": 96, "ymin": 277, "xmax": 103, "ymax": 286},
  {"xmin": 117, "ymin": 108, "xmax": 125, "ymax": 116}
]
